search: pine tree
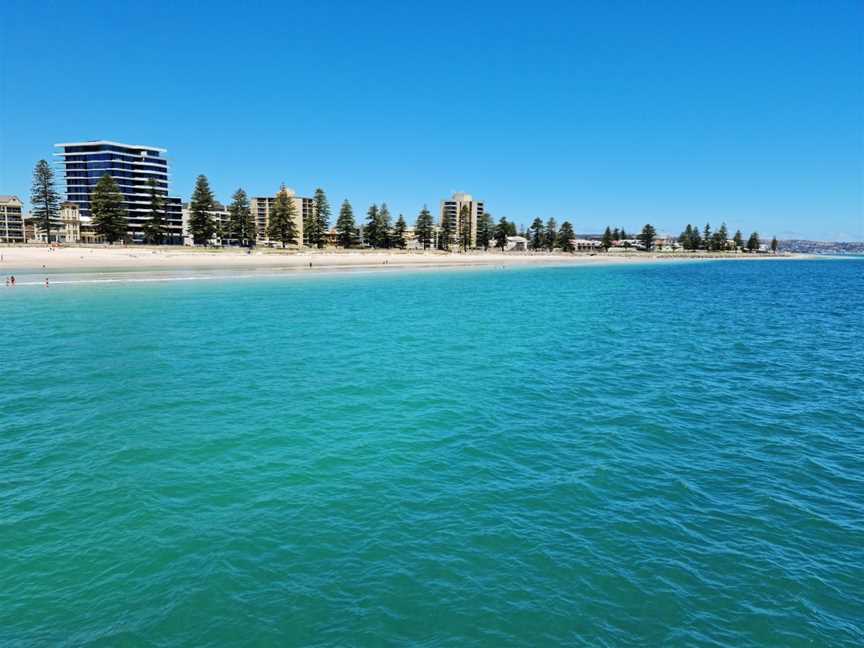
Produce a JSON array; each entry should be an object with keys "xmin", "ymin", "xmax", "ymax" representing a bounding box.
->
[
  {"xmin": 393, "ymin": 214, "xmax": 407, "ymax": 249},
  {"xmin": 638, "ymin": 223, "xmax": 657, "ymax": 250},
  {"xmin": 529, "ymin": 217, "xmax": 544, "ymax": 250},
  {"xmin": 558, "ymin": 222, "xmax": 576, "ymax": 252},
  {"xmin": 312, "ymin": 188, "xmax": 331, "ymax": 248},
  {"xmin": 439, "ymin": 213, "xmax": 453, "ymax": 251},
  {"xmin": 30, "ymin": 159, "xmax": 60, "ymax": 243},
  {"xmin": 142, "ymin": 178, "xmax": 167, "ymax": 245},
  {"xmin": 379, "ymin": 203, "xmax": 392, "ymax": 248},
  {"xmin": 747, "ymin": 231, "xmax": 761, "ymax": 252},
  {"xmin": 91, "ymin": 173, "xmax": 128, "ymax": 243},
  {"xmin": 601, "ymin": 226, "xmax": 613, "ymax": 251},
  {"xmin": 494, "ymin": 217, "xmax": 509, "ymax": 250},
  {"xmin": 771, "ymin": 236, "xmax": 779, "ymax": 254},
  {"xmin": 415, "ymin": 207, "xmax": 434, "ymax": 249},
  {"xmin": 336, "ymin": 199, "xmax": 357, "ymax": 248},
  {"xmin": 459, "ymin": 204, "xmax": 471, "ymax": 251},
  {"xmin": 733, "ymin": 229, "xmax": 744, "ymax": 249},
  {"xmin": 365, "ymin": 204, "xmax": 380, "ymax": 248},
  {"xmin": 620, "ymin": 228, "xmax": 628, "ymax": 240},
  {"xmin": 679, "ymin": 224, "xmax": 693, "ymax": 250},
  {"xmin": 227, "ymin": 188, "xmax": 254, "ymax": 247},
  {"xmin": 714, "ymin": 222, "xmax": 729, "ymax": 251},
  {"xmin": 189, "ymin": 175, "xmax": 216, "ymax": 245},
  {"xmin": 612, "ymin": 227, "xmax": 620, "ymax": 241},
  {"xmin": 690, "ymin": 224, "xmax": 702, "ymax": 250},
  {"xmin": 477, "ymin": 212, "xmax": 493, "ymax": 250},
  {"xmin": 544, "ymin": 218, "xmax": 557, "ymax": 251},
  {"xmin": 267, "ymin": 186, "xmax": 298, "ymax": 247},
  {"xmin": 703, "ymin": 223, "xmax": 713, "ymax": 251}
]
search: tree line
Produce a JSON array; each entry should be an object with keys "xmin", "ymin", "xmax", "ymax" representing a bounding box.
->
[{"xmin": 28, "ymin": 160, "xmax": 779, "ymax": 252}]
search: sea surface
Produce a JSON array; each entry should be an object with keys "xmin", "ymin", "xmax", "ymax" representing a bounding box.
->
[{"xmin": 2, "ymin": 259, "xmax": 862, "ymax": 646}]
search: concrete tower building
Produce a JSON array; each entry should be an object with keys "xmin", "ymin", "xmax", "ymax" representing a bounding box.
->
[{"xmin": 440, "ymin": 192, "xmax": 485, "ymax": 249}]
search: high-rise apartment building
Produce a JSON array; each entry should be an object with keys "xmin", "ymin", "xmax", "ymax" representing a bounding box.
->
[
  {"xmin": 440, "ymin": 192, "xmax": 484, "ymax": 248},
  {"xmin": 54, "ymin": 140, "xmax": 183, "ymax": 243},
  {"xmin": 250, "ymin": 187, "xmax": 312, "ymax": 246},
  {"xmin": 0, "ymin": 195, "xmax": 25, "ymax": 243}
]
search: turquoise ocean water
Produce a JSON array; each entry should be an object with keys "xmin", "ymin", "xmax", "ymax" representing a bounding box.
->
[{"xmin": 2, "ymin": 259, "xmax": 862, "ymax": 646}]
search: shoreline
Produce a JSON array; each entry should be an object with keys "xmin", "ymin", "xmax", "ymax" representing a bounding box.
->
[{"xmin": 0, "ymin": 246, "xmax": 823, "ymax": 286}]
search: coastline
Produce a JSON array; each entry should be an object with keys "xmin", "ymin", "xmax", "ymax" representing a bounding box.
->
[{"xmin": 0, "ymin": 245, "xmax": 820, "ymax": 285}]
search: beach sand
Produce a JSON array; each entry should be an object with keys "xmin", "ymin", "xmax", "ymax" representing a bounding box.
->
[{"xmin": 0, "ymin": 245, "xmax": 810, "ymax": 282}]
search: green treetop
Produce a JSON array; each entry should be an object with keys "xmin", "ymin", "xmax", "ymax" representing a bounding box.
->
[
  {"xmin": 379, "ymin": 203, "xmax": 392, "ymax": 248},
  {"xmin": 415, "ymin": 207, "xmax": 434, "ymax": 250},
  {"xmin": 459, "ymin": 204, "xmax": 471, "ymax": 251},
  {"xmin": 714, "ymin": 223, "xmax": 729, "ymax": 251},
  {"xmin": 91, "ymin": 173, "xmax": 128, "ymax": 243},
  {"xmin": 558, "ymin": 222, "xmax": 576, "ymax": 252},
  {"xmin": 267, "ymin": 186, "xmax": 299, "ymax": 247},
  {"xmin": 494, "ymin": 217, "xmax": 510, "ymax": 250},
  {"xmin": 30, "ymin": 159, "xmax": 60, "ymax": 243},
  {"xmin": 529, "ymin": 217, "xmax": 544, "ymax": 250},
  {"xmin": 601, "ymin": 226, "xmax": 613, "ymax": 251},
  {"xmin": 364, "ymin": 204, "xmax": 381, "ymax": 247},
  {"xmin": 747, "ymin": 231, "xmax": 761, "ymax": 251},
  {"xmin": 678, "ymin": 224, "xmax": 693, "ymax": 250},
  {"xmin": 477, "ymin": 211, "xmax": 493, "ymax": 250},
  {"xmin": 142, "ymin": 178, "xmax": 167, "ymax": 245},
  {"xmin": 771, "ymin": 236, "xmax": 779, "ymax": 253},
  {"xmin": 189, "ymin": 175, "xmax": 216, "ymax": 245},
  {"xmin": 312, "ymin": 188, "xmax": 331, "ymax": 248},
  {"xmin": 438, "ymin": 213, "xmax": 453, "ymax": 251},
  {"xmin": 336, "ymin": 199, "xmax": 357, "ymax": 248},
  {"xmin": 544, "ymin": 218, "xmax": 557, "ymax": 251},
  {"xmin": 228, "ymin": 188, "xmax": 254, "ymax": 247},
  {"xmin": 393, "ymin": 214, "xmax": 407, "ymax": 249},
  {"xmin": 638, "ymin": 223, "xmax": 657, "ymax": 250}
]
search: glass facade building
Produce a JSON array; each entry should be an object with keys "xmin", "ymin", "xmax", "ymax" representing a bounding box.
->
[{"xmin": 54, "ymin": 140, "xmax": 184, "ymax": 243}]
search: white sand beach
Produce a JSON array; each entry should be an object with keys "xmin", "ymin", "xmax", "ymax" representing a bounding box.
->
[{"xmin": 0, "ymin": 245, "xmax": 810, "ymax": 278}]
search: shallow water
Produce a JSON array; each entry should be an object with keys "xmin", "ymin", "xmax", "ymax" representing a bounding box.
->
[{"xmin": 2, "ymin": 259, "xmax": 863, "ymax": 646}]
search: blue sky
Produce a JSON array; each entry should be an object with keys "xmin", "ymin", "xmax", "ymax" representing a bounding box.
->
[{"xmin": 1, "ymin": 0, "xmax": 861, "ymax": 240}]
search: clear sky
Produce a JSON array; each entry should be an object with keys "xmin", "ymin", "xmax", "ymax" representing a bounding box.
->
[{"xmin": 1, "ymin": 0, "xmax": 862, "ymax": 240}]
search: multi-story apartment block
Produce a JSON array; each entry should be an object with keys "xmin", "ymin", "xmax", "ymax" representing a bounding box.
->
[
  {"xmin": 250, "ymin": 187, "xmax": 312, "ymax": 246},
  {"xmin": 440, "ymin": 192, "xmax": 485, "ymax": 248},
  {"xmin": 54, "ymin": 140, "xmax": 184, "ymax": 243},
  {"xmin": 0, "ymin": 195, "xmax": 25, "ymax": 243}
]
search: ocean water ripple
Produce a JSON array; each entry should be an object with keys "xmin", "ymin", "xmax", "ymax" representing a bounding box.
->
[{"xmin": 1, "ymin": 259, "xmax": 863, "ymax": 646}]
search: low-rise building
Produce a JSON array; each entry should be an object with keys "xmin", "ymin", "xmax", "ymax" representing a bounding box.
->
[
  {"xmin": 495, "ymin": 235, "xmax": 528, "ymax": 252},
  {"xmin": 573, "ymin": 238, "xmax": 603, "ymax": 251},
  {"xmin": 0, "ymin": 195, "xmax": 25, "ymax": 243}
]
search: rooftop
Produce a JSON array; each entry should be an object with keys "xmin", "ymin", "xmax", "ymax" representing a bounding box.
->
[{"xmin": 54, "ymin": 140, "xmax": 167, "ymax": 153}]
